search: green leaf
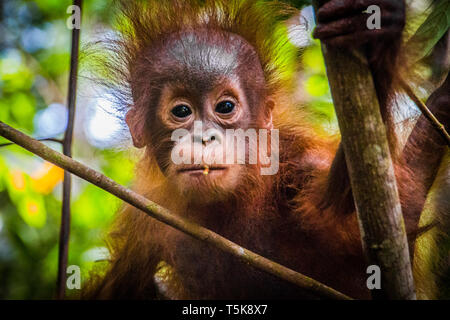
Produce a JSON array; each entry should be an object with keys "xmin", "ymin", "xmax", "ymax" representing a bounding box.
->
[
  {"xmin": 406, "ymin": 0, "xmax": 450, "ymax": 63},
  {"xmin": 305, "ymin": 74, "xmax": 329, "ymax": 97},
  {"xmin": 18, "ymin": 194, "xmax": 47, "ymax": 228},
  {"xmin": 415, "ymin": 150, "xmax": 450, "ymax": 299}
]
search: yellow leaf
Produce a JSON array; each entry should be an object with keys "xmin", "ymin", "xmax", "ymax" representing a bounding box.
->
[
  {"xmin": 31, "ymin": 162, "xmax": 64, "ymax": 194},
  {"xmin": 10, "ymin": 170, "xmax": 26, "ymax": 191}
]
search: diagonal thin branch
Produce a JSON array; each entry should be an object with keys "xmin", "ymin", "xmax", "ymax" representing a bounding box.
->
[
  {"xmin": 0, "ymin": 120, "xmax": 352, "ymax": 300},
  {"xmin": 0, "ymin": 138, "xmax": 63, "ymax": 148},
  {"xmin": 400, "ymin": 78, "xmax": 450, "ymax": 146}
]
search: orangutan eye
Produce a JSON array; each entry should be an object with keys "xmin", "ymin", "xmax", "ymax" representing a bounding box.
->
[
  {"xmin": 215, "ymin": 101, "xmax": 235, "ymax": 114},
  {"xmin": 171, "ymin": 104, "xmax": 192, "ymax": 118}
]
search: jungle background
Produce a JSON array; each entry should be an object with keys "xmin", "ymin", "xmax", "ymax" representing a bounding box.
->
[{"xmin": 0, "ymin": 0, "xmax": 446, "ymax": 299}]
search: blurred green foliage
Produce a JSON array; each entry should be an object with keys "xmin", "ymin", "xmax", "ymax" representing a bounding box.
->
[
  {"xmin": 0, "ymin": 0, "xmax": 333, "ymax": 299},
  {"xmin": 0, "ymin": 0, "xmax": 134, "ymax": 299}
]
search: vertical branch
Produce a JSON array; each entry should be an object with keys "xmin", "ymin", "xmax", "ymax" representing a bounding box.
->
[
  {"xmin": 57, "ymin": 0, "xmax": 82, "ymax": 300},
  {"xmin": 312, "ymin": 2, "xmax": 416, "ymax": 299}
]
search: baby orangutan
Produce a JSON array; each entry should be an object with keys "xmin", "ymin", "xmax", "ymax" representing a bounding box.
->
[{"xmin": 84, "ymin": 0, "xmax": 450, "ymax": 299}]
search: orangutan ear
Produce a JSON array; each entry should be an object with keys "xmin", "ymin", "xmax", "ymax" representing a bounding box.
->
[
  {"xmin": 125, "ymin": 108, "xmax": 146, "ymax": 148},
  {"xmin": 263, "ymin": 99, "xmax": 274, "ymax": 130}
]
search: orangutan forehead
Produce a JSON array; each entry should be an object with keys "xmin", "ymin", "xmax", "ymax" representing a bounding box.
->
[
  {"xmin": 167, "ymin": 32, "xmax": 239, "ymax": 77},
  {"xmin": 132, "ymin": 29, "xmax": 266, "ymax": 98},
  {"xmin": 151, "ymin": 30, "xmax": 263, "ymax": 84}
]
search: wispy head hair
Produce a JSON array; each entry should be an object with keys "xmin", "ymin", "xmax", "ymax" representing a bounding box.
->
[{"xmin": 85, "ymin": 0, "xmax": 301, "ymax": 115}]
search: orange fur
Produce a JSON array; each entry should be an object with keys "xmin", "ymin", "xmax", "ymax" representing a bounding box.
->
[{"xmin": 82, "ymin": 0, "xmax": 450, "ymax": 299}]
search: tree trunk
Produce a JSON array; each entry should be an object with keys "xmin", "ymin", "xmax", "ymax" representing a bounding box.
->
[{"xmin": 312, "ymin": 4, "xmax": 416, "ymax": 300}]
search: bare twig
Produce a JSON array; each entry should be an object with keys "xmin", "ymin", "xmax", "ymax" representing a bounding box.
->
[
  {"xmin": 0, "ymin": 120, "xmax": 352, "ymax": 300},
  {"xmin": 0, "ymin": 138, "xmax": 63, "ymax": 148},
  {"xmin": 57, "ymin": 0, "xmax": 82, "ymax": 300},
  {"xmin": 400, "ymin": 78, "xmax": 450, "ymax": 146}
]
